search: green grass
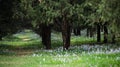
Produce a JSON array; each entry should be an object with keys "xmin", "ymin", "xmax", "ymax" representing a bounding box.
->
[
  {"xmin": 0, "ymin": 31, "xmax": 120, "ymax": 67},
  {"xmin": 0, "ymin": 32, "xmax": 96, "ymax": 48},
  {"xmin": 0, "ymin": 51, "xmax": 120, "ymax": 67},
  {"xmin": 71, "ymin": 36, "xmax": 96, "ymax": 45}
]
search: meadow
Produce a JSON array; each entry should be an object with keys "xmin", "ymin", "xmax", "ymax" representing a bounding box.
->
[{"xmin": 0, "ymin": 30, "xmax": 120, "ymax": 67}]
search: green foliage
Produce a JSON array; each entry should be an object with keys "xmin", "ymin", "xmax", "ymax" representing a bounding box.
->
[
  {"xmin": 106, "ymin": 0, "xmax": 120, "ymax": 33},
  {"xmin": 13, "ymin": 0, "xmax": 34, "ymax": 20},
  {"xmin": 32, "ymin": 0, "xmax": 60, "ymax": 27},
  {"xmin": 0, "ymin": 0, "xmax": 119, "ymax": 42}
]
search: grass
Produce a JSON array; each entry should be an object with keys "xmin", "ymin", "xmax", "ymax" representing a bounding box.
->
[
  {"xmin": 0, "ymin": 32, "xmax": 96, "ymax": 49},
  {"xmin": 0, "ymin": 51, "xmax": 120, "ymax": 67},
  {"xmin": 0, "ymin": 30, "xmax": 120, "ymax": 67},
  {"xmin": 71, "ymin": 36, "xmax": 96, "ymax": 45}
]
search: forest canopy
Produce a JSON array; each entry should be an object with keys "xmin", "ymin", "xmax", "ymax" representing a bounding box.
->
[{"xmin": 0, "ymin": 0, "xmax": 120, "ymax": 49}]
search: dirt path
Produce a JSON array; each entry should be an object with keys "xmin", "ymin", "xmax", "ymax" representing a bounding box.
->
[
  {"xmin": 12, "ymin": 49, "xmax": 35, "ymax": 55},
  {"xmin": 0, "ymin": 47, "xmax": 39, "ymax": 56}
]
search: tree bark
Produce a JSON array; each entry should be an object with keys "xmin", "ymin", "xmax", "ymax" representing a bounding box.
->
[
  {"xmin": 112, "ymin": 34, "xmax": 116, "ymax": 43},
  {"xmin": 97, "ymin": 24, "xmax": 101, "ymax": 42},
  {"xmin": 62, "ymin": 20, "xmax": 71, "ymax": 50},
  {"xmin": 87, "ymin": 28, "xmax": 89, "ymax": 37},
  {"xmin": 89, "ymin": 28, "xmax": 94, "ymax": 37},
  {"xmin": 0, "ymin": 35, "xmax": 2, "ymax": 40},
  {"xmin": 74, "ymin": 27, "xmax": 81, "ymax": 36},
  {"xmin": 90, "ymin": 31, "xmax": 93, "ymax": 37},
  {"xmin": 77, "ymin": 27, "xmax": 81, "ymax": 36},
  {"xmin": 73, "ymin": 28, "xmax": 77, "ymax": 35},
  {"xmin": 87, "ymin": 27, "xmax": 93, "ymax": 37},
  {"xmin": 103, "ymin": 25, "xmax": 108, "ymax": 43},
  {"xmin": 41, "ymin": 24, "xmax": 51, "ymax": 49},
  {"xmin": 0, "ymin": 30, "xmax": 1, "ymax": 40}
]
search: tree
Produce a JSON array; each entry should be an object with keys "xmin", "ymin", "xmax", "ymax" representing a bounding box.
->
[
  {"xmin": 12, "ymin": 0, "xmax": 55, "ymax": 49},
  {"xmin": 0, "ymin": 0, "xmax": 21, "ymax": 40},
  {"xmin": 56, "ymin": 0, "xmax": 73, "ymax": 50},
  {"xmin": 83, "ymin": 0, "xmax": 110, "ymax": 42},
  {"xmin": 106, "ymin": 0, "xmax": 120, "ymax": 43},
  {"xmin": 32, "ymin": 0, "xmax": 59, "ymax": 49},
  {"xmin": 97, "ymin": 0, "xmax": 120, "ymax": 43}
]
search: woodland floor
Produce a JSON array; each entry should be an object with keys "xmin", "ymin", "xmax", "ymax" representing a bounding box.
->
[{"xmin": 0, "ymin": 30, "xmax": 120, "ymax": 67}]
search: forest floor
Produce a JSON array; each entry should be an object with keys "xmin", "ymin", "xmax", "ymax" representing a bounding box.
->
[{"xmin": 0, "ymin": 30, "xmax": 120, "ymax": 67}]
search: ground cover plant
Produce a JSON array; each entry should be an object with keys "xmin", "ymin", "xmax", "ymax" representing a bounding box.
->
[
  {"xmin": 0, "ymin": 45, "xmax": 120, "ymax": 67},
  {"xmin": 0, "ymin": 32, "xmax": 120, "ymax": 67}
]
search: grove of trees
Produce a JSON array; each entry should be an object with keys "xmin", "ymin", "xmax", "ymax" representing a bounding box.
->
[{"xmin": 0, "ymin": 0, "xmax": 120, "ymax": 50}]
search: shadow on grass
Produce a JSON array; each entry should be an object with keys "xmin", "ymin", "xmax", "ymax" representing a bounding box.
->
[
  {"xmin": 0, "ymin": 40, "xmax": 119, "ymax": 56},
  {"xmin": 0, "ymin": 43, "xmax": 43, "ymax": 55},
  {"xmin": 0, "ymin": 41, "xmax": 63, "ymax": 56}
]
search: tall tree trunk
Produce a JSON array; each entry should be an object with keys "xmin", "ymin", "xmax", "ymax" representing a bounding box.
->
[
  {"xmin": 0, "ymin": 35, "xmax": 2, "ymax": 40},
  {"xmin": 74, "ymin": 27, "xmax": 81, "ymax": 36},
  {"xmin": 112, "ymin": 34, "xmax": 116, "ymax": 43},
  {"xmin": 62, "ymin": 20, "xmax": 71, "ymax": 50},
  {"xmin": 87, "ymin": 28, "xmax": 89, "ymax": 37},
  {"xmin": 73, "ymin": 28, "xmax": 77, "ymax": 35},
  {"xmin": 41, "ymin": 26, "xmax": 45, "ymax": 47},
  {"xmin": 89, "ymin": 28, "xmax": 94, "ymax": 37},
  {"xmin": 41, "ymin": 25, "xmax": 51, "ymax": 49},
  {"xmin": 77, "ymin": 27, "xmax": 81, "ymax": 36},
  {"xmin": 103, "ymin": 25, "xmax": 108, "ymax": 43},
  {"xmin": 0, "ymin": 30, "xmax": 2, "ymax": 40},
  {"xmin": 79, "ymin": 29, "xmax": 81, "ymax": 36},
  {"xmin": 97, "ymin": 24, "xmax": 101, "ymax": 42},
  {"xmin": 90, "ymin": 31, "xmax": 94, "ymax": 37}
]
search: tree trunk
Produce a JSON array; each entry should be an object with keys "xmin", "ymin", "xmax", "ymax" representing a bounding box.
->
[
  {"xmin": 41, "ymin": 26, "xmax": 45, "ymax": 47},
  {"xmin": 0, "ymin": 36, "xmax": 2, "ymax": 40},
  {"xmin": 77, "ymin": 27, "xmax": 81, "ymax": 36},
  {"xmin": 97, "ymin": 24, "xmax": 101, "ymax": 42},
  {"xmin": 112, "ymin": 34, "xmax": 116, "ymax": 43},
  {"xmin": 89, "ymin": 28, "xmax": 94, "ymax": 37},
  {"xmin": 0, "ymin": 30, "xmax": 3, "ymax": 40},
  {"xmin": 87, "ymin": 28, "xmax": 89, "ymax": 37},
  {"xmin": 41, "ymin": 25, "xmax": 51, "ymax": 49},
  {"xmin": 62, "ymin": 20, "xmax": 71, "ymax": 50},
  {"xmin": 73, "ymin": 28, "xmax": 77, "ymax": 35},
  {"xmin": 103, "ymin": 25, "xmax": 108, "ymax": 43},
  {"xmin": 74, "ymin": 27, "xmax": 81, "ymax": 36}
]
